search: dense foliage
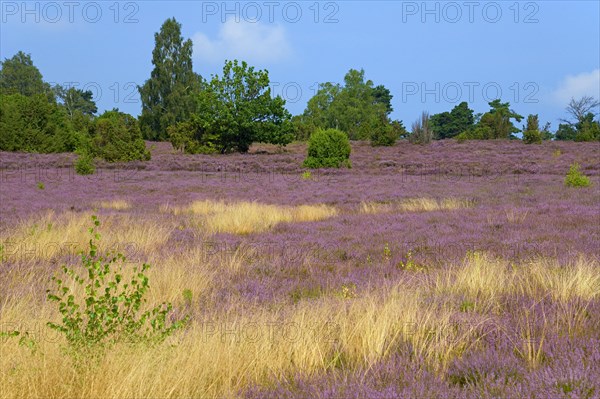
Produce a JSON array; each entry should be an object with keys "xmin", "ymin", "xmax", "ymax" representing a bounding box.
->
[
  {"xmin": 299, "ymin": 69, "xmax": 403, "ymax": 145},
  {"xmin": 0, "ymin": 52, "xmax": 150, "ymax": 162},
  {"xmin": 303, "ymin": 128, "xmax": 351, "ymax": 168},
  {"xmin": 429, "ymin": 102, "xmax": 475, "ymax": 139},
  {"xmin": 169, "ymin": 60, "xmax": 293, "ymax": 153},
  {"xmin": 0, "ymin": 51, "xmax": 52, "ymax": 98},
  {"xmin": 91, "ymin": 110, "xmax": 150, "ymax": 162},
  {"xmin": 456, "ymin": 100, "xmax": 524, "ymax": 141},
  {"xmin": 522, "ymin": 114, "xmax": 542, "ymax": 144},
  {"xmin": 0, "ymin": 93, "xmax": 83, "ymax": 152},
  {"xmin": 74, "ymin": 150, "xmax": 96, "ymax": 175}
]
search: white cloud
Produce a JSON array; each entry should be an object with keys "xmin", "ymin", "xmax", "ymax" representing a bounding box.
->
[
  {"xmin": 552, "ymin": 69, "xmax": 600, "ymax": 103},
  {"xmin": 192, "ymin": 20, "xmax": 291, "ymax": 64}
]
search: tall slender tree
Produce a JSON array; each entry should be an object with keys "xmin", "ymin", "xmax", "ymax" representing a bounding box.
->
[{"xmin": 138, "ymin": 18, "xmax": 202, "ymax": 141}]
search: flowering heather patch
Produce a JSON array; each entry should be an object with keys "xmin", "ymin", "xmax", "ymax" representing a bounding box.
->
[{"xmin": 0, "ymin": 140, "xmax": 599, "ymax": 398}]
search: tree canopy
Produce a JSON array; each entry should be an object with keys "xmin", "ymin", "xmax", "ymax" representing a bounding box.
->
[
  {"xmin": 0, "ymin": 51, "xmax": 51, "ymax": 98},
  {"xmin": 138, "ymin": 18, "xmax": 202, "ymax": 141},
  {"xmin": 430, "ymin": 102, "xmax": 475, "ymax": 139},
  {"xmin": 300, "ymin": 69, "xmax": 400, "ymax": 144},
  {"xmin": 169, "ymin": 60, "xmax": 293, "ymax": 153}
]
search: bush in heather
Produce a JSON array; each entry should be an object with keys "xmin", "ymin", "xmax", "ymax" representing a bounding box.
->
[
  {"xmin": 523, "ymin": 114, "xmax": 542, "ymax": 144},
  {"xmin": 74, "ymin": 150, "xmax": 96, "ymax": 175},
  {"xmin": 46, "ymin": 215, "xmax": 187, "ymax": 354},
  {"xmin": 91, "ymin": 110, "xmax": 150, "ymax": 162},
  {"xmin": 370, "ymin": 119, "xmax": 407, "ymax": 147},
  {"xmin": 564, "ymin": 163, "xmax": 591, "ymax": 187},
  {"xmin": 167, "ymin": 116, "xmax": 219, "ymax": 154},
  {"xmin": 523, "ymin": 129, "xmax": 542, "ymax": 144},
  {"xmin": 303, "ymin": 128, "xmax": 351, "ymax": 168}
]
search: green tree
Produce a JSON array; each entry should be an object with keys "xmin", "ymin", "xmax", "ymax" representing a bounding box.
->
[
  {"xmin": 138, "ymin": 18, "xmax": 202, "ymax": 141},
  {"xmin": 561, "ymin": 96, "xmax": 599, "ymax": 125},
  {"xmin": 555, "ymin": 123, "xmax": 577, "ymax": 141},
  {"xmin": 303, "ymin": 82, "xmax": 341, "ymax": 132},
  {"xmin": 575, "ymin": 116, "xmax": 600, "ymax": 142},
  {"xmin": 0, "ymin": 51, "xmax": 51, "ymax": 98},
  {"xmin": 430, "ymin": 102, "xmax": 475, "ymax": 139},
  {"xmin": 556, "ymin": 97, "xmax": 600, "ymax": 141},
  {"xmin": 540, "ymin": 122, "xmax": 554, "ymax": 140},
  {"xmin": 300, "ymin": 69, "xmax": 395, "ymax": 141},
  {"xmin": 54, "ymin": 86, "xmax": 97, "ymax": 119},
  {"xmin": 171, "ymin": 60, "xmax": 293, "ymax": 153},
  {"xmin": 167, "ymin": 114, "xmax": 219, "ymax": 154},
  {"xmin": 91, "ymin": 110, "xmax": 150, "ymax": 161},
  {"xmin": 370, "ymin": 118, "xmax": 407, "ymax": 146},
  {"xmin": 372, "ymin": 84, "xmax": 393, "ymax": 114},
  {"xmin": 522, "ymin": 114, "xmax": 542, "ymax": 144},
  {"xmin": 477, "ymin": 99, "xmax": 523, "ymax": 139},
  {"xmin": 0, "ymin": 93, "xmax": 81, "ymax": 152}
]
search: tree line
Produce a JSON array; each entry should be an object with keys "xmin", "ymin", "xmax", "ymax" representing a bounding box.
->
[{"xmin": 1, "ymin": 17, "xmax": 598, "ymax": 163}]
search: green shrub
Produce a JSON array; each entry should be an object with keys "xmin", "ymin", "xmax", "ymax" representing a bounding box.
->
[
  {"xmin": 574, "ymin": 121, "xmax": 600, "ymax": 142},
  {"xmin": 370, "ymin": 120, "xmax": 407, "ymax": 147},
  {"xmin": 0, "ymin": 93, "xmax": 83, "ymax": 152},
  {"xmin": 523, "ymin": 114, "xmax": 542, "ymax": 144},
  {"xmin": 564, "ymin": 163, "xmax": 591, "ymax": 187},
  {"xmin": 303, "ymin": 128, "xmax": 351, "ymax": 168},
  {"xmin": 91, "ymin": 110, "xmax": 150, "ymax": 162},
  {"xmin": 291, "ymin": 115, "xmax": 317, "ymax": 141},
  {"xmin": 167, "ymin": 117, "xmax": 219, "ymax": 154},
  {"xmin": 456, "ymin": 125, "xmax": 493, "ymax": 142},
  {"xmin": 523, "ymin": 129, "xmax": 542, "ymax": 144},
  {"xmin": 46, "ymin": 216, "xmax": 187, "ymax": 353},
  {"xmin": 74, "ymin": 150, "xmax": 96, "ymax": 175}
]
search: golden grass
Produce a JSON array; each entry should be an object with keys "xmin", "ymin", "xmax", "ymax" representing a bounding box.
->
[
  {"xmin": 0, "ymin": 283, "xmax": 486, "ymax": 398},
  {"xmin": 436, "ymin": 252, "xmax": 600, "ymax": 307},
  {"xmin": 96, "ymin": 200, "xmax": 131, "ymax": 210},
  {"xmin": 0, "ymin": 211, "xmax": 171, "ymax": 263},
  {"xmin": 163, "ymin": 200, "xmax": 338, "ymax": 235},
  {"xmin": 360, "ymin": 198, "xmax": 475, "ymax": 214},
  {"xmin": 524, "ymin": 256, "xmax": 600, "ymax": 303},
  {"xmin": 438, "ymin": 252, "xmax": 517, "ymax": 304}
]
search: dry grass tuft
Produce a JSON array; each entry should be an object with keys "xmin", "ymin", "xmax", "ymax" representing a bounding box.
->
[
  {"xmin": 523, "ymin": 256, "xmax": 600, "ymax": 303},
  {"xmin": 398, "ymin": 198, "xmax": 475, "ymax": 212},
  {"xmin": 96, "ymin": 200, "xmax": 131, "ymax": 210},
  {"xmin": 505, "ymin": 208, "xmax": 529, "ymax": 224},
  {"xmin": 360, "ymin": 198, "xmax": 474, "ymax": 214},
  {"xmin": 449, "ymin": 252, "xmax": 516, "ymax": 301},
  {"xmin": 164, "ymin": 200, "xmax": 338, "ymax": 235}
]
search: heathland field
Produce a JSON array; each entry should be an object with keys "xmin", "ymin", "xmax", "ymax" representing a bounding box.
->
[{"xmin": 1, "ymin": 140, "xmax": 599, "ymax": 398}]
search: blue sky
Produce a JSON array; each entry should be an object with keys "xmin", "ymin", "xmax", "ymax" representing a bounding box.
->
[{"xmin": 1, "ymin": 1, "xmax": 599, "ymax": 129}]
